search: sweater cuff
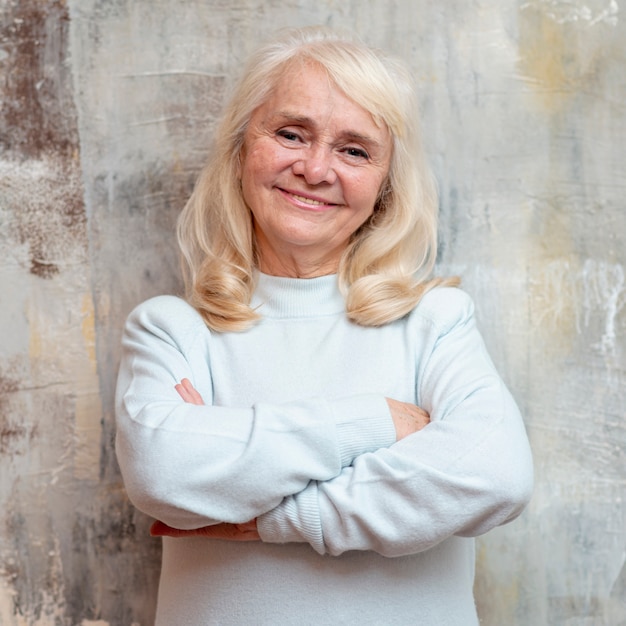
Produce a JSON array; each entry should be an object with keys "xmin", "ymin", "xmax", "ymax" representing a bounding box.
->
[
  {"xmin": 330, "ymin": 393, "xmax": 396, "ymax": 467},
  {"xmin": 257, "ymin": 491, "xmax": 325, "ymax": 554}
]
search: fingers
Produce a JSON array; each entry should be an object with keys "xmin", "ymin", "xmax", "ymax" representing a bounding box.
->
[
  {"xmin": 385, "ymin": 397, "xmax": 430, "ymax": 441},
  {"xmin": 150, "ymin": 520, "xmax": 260, "ymax": 541},
  {"xmin": 175, "ymin": 378, "xmax": 205, "ymax": 405},
  {"xmin": 150, "ymin": 520, "xmax": 179, "ymax": 536},
  {"xmin": 150, "ymin": 520, "xmax": 220, "ymax": 538},
  {"xmin": 174, "ymin": 382, "xmax": 193, "ymax": 403}
]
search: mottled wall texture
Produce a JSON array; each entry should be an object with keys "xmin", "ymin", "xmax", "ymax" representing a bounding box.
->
[{"xmin": 0, "ymin": 0, "xmax": 623, "ymax": 624}]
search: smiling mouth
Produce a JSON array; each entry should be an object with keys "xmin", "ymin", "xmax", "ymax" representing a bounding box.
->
[
  {"xmin": 292, "ymin": 193, "xmax": 328, "ymax": 206},
  {"xmin": 283, "ymin": 189, "xmax": 338, "ymax": 207}
]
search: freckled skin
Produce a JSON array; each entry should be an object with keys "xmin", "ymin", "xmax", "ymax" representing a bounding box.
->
[{"xmin": 239, "ymin": 63, "xmax": 393, "ymax": 278}]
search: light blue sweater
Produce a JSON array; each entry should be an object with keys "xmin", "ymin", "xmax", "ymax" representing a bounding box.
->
[{"xmin": 115, "ymin": 273, "xmax": 533, "ymax": 625}]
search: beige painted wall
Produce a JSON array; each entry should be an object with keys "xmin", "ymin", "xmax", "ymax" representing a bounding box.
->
[{"xmin": 1, "ymin": 0, "xmax": 624, "ymax": 624}]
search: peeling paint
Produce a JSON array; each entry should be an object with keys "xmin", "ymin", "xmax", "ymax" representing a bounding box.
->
[
  {"xmin": 0, "ymin": 369, "xmax": 38, "ymax": 458},
  {"xmin": 81, "ymin": 294, "xmax": 98, "ymax": 371},
  {"xmin": 521, "ymin": 0, "xmax": 619, "ymax": 26},
  {"xmin": 528, "ymin": 258, "xmax": 626, "ymax": 354},
  {"xmin": 73, "ymin": 392, "xmax": 102, "ymax": 482},
  {"xmin": 582, "ymin": 260, "xmax": 625, "ymax": 356},
  {"xmin": 517, "ymin": 5, "xmax": 615, "ymax": 113},
  {"xmin": 0, "ymin": 0, "xmax": 78, "ymax": 158},
  {"xmin": 0, "ymin": 156, "xmax": 86, "ymax": 280}
]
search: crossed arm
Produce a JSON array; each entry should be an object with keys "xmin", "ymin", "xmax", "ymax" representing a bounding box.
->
[
  {"xmin": 150, "ymin": 378, "xmax": 430, "ymax": 541},
  {"xmin": 118, "ymin": 292, "xmax": 532, "ymax": 556}
]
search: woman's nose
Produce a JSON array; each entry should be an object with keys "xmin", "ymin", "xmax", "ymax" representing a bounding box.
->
[{"xmin": 292, "ymin": 145, "xmax": 337, "ymax": 185}]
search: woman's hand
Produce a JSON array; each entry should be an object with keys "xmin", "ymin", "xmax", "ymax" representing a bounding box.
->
[
  {"xmin": 150, "ymin": 519, "xmax": 260, "ymax": 541},
  {"xmin": 149, "ymin": 379, "xmax": 260, "ymax": 541},
  {"xmin": 385, "ymin": 398, "xmax": 430, "ymax": 441},
  {"xmin": 175, "ymin": 378, "xmax": 431, "ymax": 442},
  {"xmin": 175, "ymin": 377, "xmax": 205, "ymax": 405}
]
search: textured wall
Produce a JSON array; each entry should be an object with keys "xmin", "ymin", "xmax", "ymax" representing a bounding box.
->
[{"xmin": 0, "ymin": 0, "xmax": 623, "ymax": 624}]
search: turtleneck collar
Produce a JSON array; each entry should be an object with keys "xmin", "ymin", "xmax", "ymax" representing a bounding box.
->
[{"xmin": 251, "ymin": 272, "xmax": 346, "ymax": 319}]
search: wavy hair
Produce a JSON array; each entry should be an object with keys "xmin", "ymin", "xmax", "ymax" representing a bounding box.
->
[{"xmin": 177, "ymin": 26, "xmax": 458, "ymax": 331}]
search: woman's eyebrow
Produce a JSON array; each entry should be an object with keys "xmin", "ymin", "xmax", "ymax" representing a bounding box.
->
[
  {"xmin": 272, "ymin": 110, "xmax": 314, "ymax": 125},
  {"xmin": 340, "ymin": 130, "xmax": 383, "ymax": 148},
  {"xmin": 272, "ymin": 110, "xmax": 386, "ymax": 150}
]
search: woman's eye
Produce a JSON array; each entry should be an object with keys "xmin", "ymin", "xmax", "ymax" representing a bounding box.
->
[
  {"xmin": 345, "ymin": 147, "xmax": 369, "ymax": 159},
  {"xmin": 277, "ymin": 130, "xmax": 300, "ymax": 142}
]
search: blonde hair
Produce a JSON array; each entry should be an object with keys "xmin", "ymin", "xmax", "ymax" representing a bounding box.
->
[{"xmin": 178, "ymin": 26, "xmax": 458, "ymax": 331}]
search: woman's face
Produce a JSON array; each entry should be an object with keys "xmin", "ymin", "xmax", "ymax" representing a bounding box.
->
[{"xmin": 239, "ymin": 62, "xmax": 392, "ymax": 277}]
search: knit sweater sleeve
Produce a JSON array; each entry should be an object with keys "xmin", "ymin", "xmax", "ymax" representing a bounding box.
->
[
  {"xmin": 115, "ymin": 295, "xmax": 395, "ymax": 529},
  {"xmin": 256, "ymin": 288, "xmax": 534, "ymax": 557}
]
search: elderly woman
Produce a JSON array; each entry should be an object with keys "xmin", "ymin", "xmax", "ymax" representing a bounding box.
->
[{"xmin": 115, "ymin": 26, "xmax": 533, "ymax": 625}]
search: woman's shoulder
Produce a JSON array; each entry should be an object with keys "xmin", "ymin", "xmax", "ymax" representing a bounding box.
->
[
  {"xmin": 409, "ymin": 285, "xmax": 475, "ymax": 331},
  {"xmin": 125, "ymin": 294, "xmax": 207, "ymax": 337},
  {"xmin": 129, "ymin": 293, "xmax": 197, "ymax": 317}
]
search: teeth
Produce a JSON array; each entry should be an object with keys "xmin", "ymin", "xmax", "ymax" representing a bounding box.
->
[{"xmin": 292, "ymin": 193, "xmax": 326, "ymax": 206}]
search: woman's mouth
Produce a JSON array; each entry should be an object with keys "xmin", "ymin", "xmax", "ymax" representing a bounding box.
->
[
  {"xmin": 280, "ymin": 188, "xmax": 339, "ymax": 208},
  {"xmin": 291, "ymin": 193, "xmax": 328, "ymax": 206}
]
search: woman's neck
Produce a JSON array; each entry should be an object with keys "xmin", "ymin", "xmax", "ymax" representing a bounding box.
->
[{"xmin": 256, "ymin": 248, "xmax": 341, "ymax": 279}]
